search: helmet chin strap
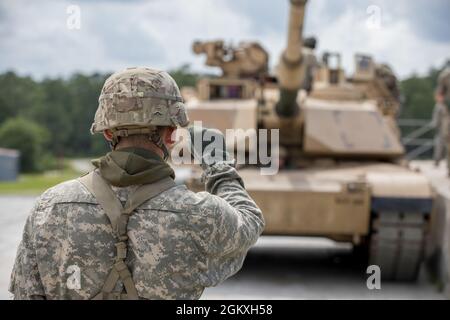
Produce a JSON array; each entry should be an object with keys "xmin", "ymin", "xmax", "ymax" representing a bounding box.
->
[
  {"xmin": 109, "ymin": 135, "xmax": 120, "ymax": 150},
  {"xmin": 149, "ymin": 130, "xmax": 170, "ymax": 161}
]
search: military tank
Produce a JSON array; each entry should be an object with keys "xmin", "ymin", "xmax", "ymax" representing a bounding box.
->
[{"xmin": 178, "ymin": 0, "xmax": 433, "ymax": 281}]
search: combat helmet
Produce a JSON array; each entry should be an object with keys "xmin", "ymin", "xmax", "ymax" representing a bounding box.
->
[{"xmin": 91, "ymin": 67, "xmax": 189, "ymax": 157}]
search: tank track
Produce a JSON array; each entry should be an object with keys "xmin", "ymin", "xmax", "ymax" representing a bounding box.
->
[{"xmin": 368, "ymin": 211, "xmax": 428, "ymax": 281}]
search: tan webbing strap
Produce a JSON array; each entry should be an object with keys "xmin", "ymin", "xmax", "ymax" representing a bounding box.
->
[
  {"xmin": 114, "ymin": 260, "xmax": 139, "ymax": 299},
  {"xmin": 92, "ymin": 268, "xmax": 120, "ymax": 300},
  {"xmin": 91, "ymin": 261, "xmax": 138, "ymax": 300},
  {"xmin": 77, "ymin": 171, "xmax": 176, "ymax": 300},
  {"xmin": 78, "ymin": 172, "xmax": 123, "ymax": 232},
  {"xmin": 124, "ymin": 177, "xmax": 176, "ymax": 214}
]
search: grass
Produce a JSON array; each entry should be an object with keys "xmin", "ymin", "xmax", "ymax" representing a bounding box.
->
[{"xmin": 0, "ymin": 169, "xmax": 81, "ymax": 195}]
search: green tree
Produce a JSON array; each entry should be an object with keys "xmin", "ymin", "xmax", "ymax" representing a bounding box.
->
[
  {"xmin": 28, "ymin": 79, "xmax": 72, "ymax": 156},
  {"xmin": 169, "ymin": 64, "xmax": 199, "ymax": 88},
  {"xmin": 66, "ymin": 73, "xmax": 109, "ymax": 156},
  {"xmin": 399, "ymin": 62, "xmax": 448, "ymax": 120},
  {"xmin": 0, "ymin": 71, "xmax": 45, "ymax": 125},
  {"xmin": 0, "ymin": 117, "xmax": 50, "ymax": 172}
]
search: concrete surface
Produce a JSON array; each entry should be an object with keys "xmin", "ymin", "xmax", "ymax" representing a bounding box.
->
[
  {"xmin": 410, "ymin": 160, "xmax": 450, "ymax": 297},
  {"xmin": 0, "ymin": 196, "xmax": 36, "ymax": 300},
  {"xmin": 0, "ymin": 195, "xmax": 444, "ymax": 300},
  {"xmin": 202, "ymin": 237, "xmax": 444, "ymax": 300}
]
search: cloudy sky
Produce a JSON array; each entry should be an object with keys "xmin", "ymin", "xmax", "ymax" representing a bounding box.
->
[{"xmin": 0, "ymin": 0, "xmax": 449, "ymax": 80}]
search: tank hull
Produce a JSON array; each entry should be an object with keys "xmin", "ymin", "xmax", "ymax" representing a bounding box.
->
[{"xmin": 238, "ymin": 163, "xmax": 432, "ymax": 241}]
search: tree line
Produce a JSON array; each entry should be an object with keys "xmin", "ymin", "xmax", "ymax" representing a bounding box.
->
[
  {"xmin": 0, "ymin": 65, "xmax": 198, "ymax": 172},
  {"xmin": 0, "ymin": 62, "xmax": 447, "ymax": 172},
  {"xmin": 399, "ymin": 65, "xmax": 445, "ymax": 120}
]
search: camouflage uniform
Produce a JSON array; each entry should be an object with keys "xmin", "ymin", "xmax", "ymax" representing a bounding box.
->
[
  {"xmin": 432, "ymin": 102, "xmax": 449, "ymax": 166},
  {"xmin": 301, "ymin": 37, "xmax": 318, "ymax": 93},
  {"xmin": 9, "ymin": 67, "xmax": 265, "ymax": 299},
  {"xmin": 10, "ymin": 162, "xmax": 264, "ymax": 300},
  {"xmin": 434, "ymin": 66, "xmax": 450, "ymax": 170}
]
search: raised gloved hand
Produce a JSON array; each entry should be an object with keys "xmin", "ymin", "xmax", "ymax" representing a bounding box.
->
[{"xmin": 188, "ymin": 126, "xmax": 233, "ymax": 169}]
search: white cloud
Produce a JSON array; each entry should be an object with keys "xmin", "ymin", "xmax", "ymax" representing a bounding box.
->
[
  {"xmin": 0, "ymin": 0, "xmax": 253, "ymax": 78},
  {"xmin": 302, "ymin": 0, "xmax": 450, "ymax": 78},
  {"xmin": 0, "ymin": 0, "xmax": 448, "ymax": 79}
]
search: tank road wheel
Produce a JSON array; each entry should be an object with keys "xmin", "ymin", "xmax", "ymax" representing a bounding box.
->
[{"xmin": 368, "ymin": 211, "xmax": 427, "ymax": 281}]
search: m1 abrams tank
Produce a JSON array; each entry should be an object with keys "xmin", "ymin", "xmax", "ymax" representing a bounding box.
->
[{"xmin": 179, "ymin": 0, "xmax": 433, "ymax": 281}]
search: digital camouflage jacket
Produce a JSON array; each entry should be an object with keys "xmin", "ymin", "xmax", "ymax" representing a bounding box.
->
[{"xmin": 9, "ymin": 162, "xmax": 264, "ymax": 299}]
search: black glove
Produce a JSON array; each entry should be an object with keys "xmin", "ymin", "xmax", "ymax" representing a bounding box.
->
[{"xmin": 188, "ymin": 126, "xmax": 233, "ymax": 169}]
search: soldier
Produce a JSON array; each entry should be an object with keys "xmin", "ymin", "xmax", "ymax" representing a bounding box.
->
[
  {"xmin": 9, "ymin": 67, "xmax": 264, "ymax": 300},
  {"xmin": 433, "ymin": 65, "xmax": 450, "ymax": 173},
  {"xmin": 376, "ymin": 64, "xmax": 400, "ymax": 104},
  {"xmin": 302, "ymin": 36, "xmax": 318, "ymax": 93}
]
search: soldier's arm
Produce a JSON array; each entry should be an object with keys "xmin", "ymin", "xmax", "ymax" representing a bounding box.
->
[
  {"xmin": 187, "ymin": 126, "xmax": 264, "ymax": 286},
  {"xmin": 9, "ymin": 205, "xmax": 46, "ymax": 300},
  {"xmin": 196, "ymin": 162, "xmax": 265, "ymax": 287}
]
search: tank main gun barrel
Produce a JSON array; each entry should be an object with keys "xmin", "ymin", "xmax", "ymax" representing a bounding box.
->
[
  {"xmin": 284, "ymin": 0, "xmax": 305, "ymax": 68},
  {"xmin": 276, "ymin": 0, "xmax": 308, "ymax": 117}
]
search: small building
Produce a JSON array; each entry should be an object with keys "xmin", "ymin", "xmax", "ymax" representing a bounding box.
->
[{"xmin": 0, "ymin": 148, "xmax": 20, "ymax": 181}]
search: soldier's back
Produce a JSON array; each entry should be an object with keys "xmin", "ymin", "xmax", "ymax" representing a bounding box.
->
[{"xmin": 11, "ymin": 177, "xmax": 237, "ymax": 299}]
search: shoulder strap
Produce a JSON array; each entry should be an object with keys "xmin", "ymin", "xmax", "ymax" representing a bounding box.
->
[
  {"xmin": 78, "ymin": 171, "xmax": 123, "ymax": 232},
  {"xmin": 114, "ymin": 177, "xmax": 176, "ymax": 246},
  {"xmin": 124, "ymin": 177, "xmax": 176, "ymax": 214},
  {"xmin": 77, "ymin": 171, "xmax": 176, "ymax": 300}
]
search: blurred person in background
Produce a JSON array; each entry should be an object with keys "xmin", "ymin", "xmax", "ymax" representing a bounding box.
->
[{"xmin": 432, "ymin": 64, "xmax": 450, "ymax": 175}]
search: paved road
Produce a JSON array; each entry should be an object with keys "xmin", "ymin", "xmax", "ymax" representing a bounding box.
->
[
  {"xmin": 0, "ymin": 196, "xmax": 36, "ymax": 300},
  {"xmin": 202, "ymin": 237, "xmax": 444, "ymax": 300},
  {"xmin": 0, "ymin": 196, "xmax": 445, "ymax": 300}
]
